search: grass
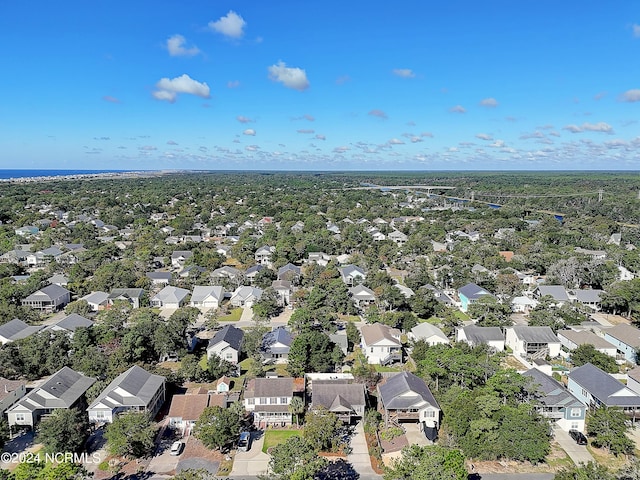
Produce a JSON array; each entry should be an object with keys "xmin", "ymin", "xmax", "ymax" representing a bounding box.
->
[
  {"xmin": 374, "ymin": 364, "xmax": 402, "ymax": 373},
  {"xmin": 262, "ymin": 429, "xmax": 301, "ymax": 453},
  {"xmin": 338, "ymin": 314, "xmax": 360, "ymax": 323},
  {"xmin": 218, "ymin": 308, "xmax": 243, "ymax": 322},
  {"xmin": 217, "ymin": 457, "xmax": 234, "ymax": 475}
]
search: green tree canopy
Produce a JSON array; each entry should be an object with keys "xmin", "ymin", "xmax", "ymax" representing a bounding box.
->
[{"xmin": 104, "ymin": 412, "xmax": 156, "ymax": 458}]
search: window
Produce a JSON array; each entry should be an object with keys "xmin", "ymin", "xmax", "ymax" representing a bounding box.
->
[
  {"xmin": 96, "ymin": 411, "xmax": 105, "ymax": 419},
  {"xmin": 270, "ymin": 397, "xmax": 278, "ymax": 404},
  {"xmin": 571, "ymin": 422, "xmax": 579, "ymax": 430},
  {"xmin": 570, "ymin": 408, "xmax": 581, "ymax": 418},
  {"xmin": 281, "ymin": 397, "xmax": 288, "ymax": 404},
  {"xmin": 225, "ymin": 352, "xmax": 233, "ymax": 360},
  {"xmin": 15, "ymin": 413, "xmax": 25, "ymax": 422},
  {"xmin": 424, "ymin": 410, "xmax": 435, "ymax": 418},
  {"xmin": 248, "ymin": 398, "xmax": 255, "ymax": 405},
  {"xmin": 581, "ymin": 388, "xmax": 588, "ymax": 398},
  {"xmin": 259, "ymin": 398, "xmax": 266, "ymax": 405}
]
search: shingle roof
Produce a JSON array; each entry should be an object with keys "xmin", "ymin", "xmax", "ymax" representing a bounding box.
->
[
  {"xmin": 573, "ymin": 289, "xmax": 604, "ymax": 304},
  {"xmin": 0, "ymin": 319, "xmax": 42, "ymax": 342},
  {"xmin": 410, "ymin": 323, "xmax": 448, "ymax": 342},
  {"xmin": 245, "ymin": 378, "xmax": 295, "ymax": 398},
  {"xmin": 509, "ymin": 326, "xmax": 560, "ymax": 344},
  {"xmin": 10, "ymin": 367, "xmax": 95, "ymax": 411},
  {"xmin": 378, "ymin": 372, "xmax": 439, "ymax": 410},
  {"xmin": 458, "ymin": 283, "xmax": 492, "ymax": 300},
  {"xmin": 0, "ymin": 377, "xmax": 25, "ymax": 402},
  {"xmin": 459, "ymin": 325, "xmax": 504, "ymax": 344},
  {"xmin": 522, "ymin": 368, "xmax": 584, "ymax": 410},
  {"xmin": 167, "ymin": 393, "xmax": 212, "ymax": 421},
  {"xmin": 88, "ymin": 365, "xmax": 164, "ymax": 410},
  {"xmin": 261, "ymin": 327, "xmax": 292, "ymax": 354},
  {"xmin": 569, "ymin": 363, "xmax": 640, "ymax": 407},
  {"xmin": 360, "ymin": 323, "xmax": 401, "ymax": 346},
  {"xmin": 24, "ymin": 284, "xmax": 70, "ymax": 301},
  {"xmin": 54, "ymin": 314, "xmax": 94, "ymax": 332},
  {"xmin": 208, "ymin": 325, "xmax": 244, "ymax": 352},
  {"xmin": 604, "ymin": 324, "xmax": 640, "ymax": 349},
  {"xmin": 536, "ymin": 285, "xmax": 569, "ymax": 302},
  {"xmin": 557, "ymin": 329, "xmax": 615, "ymax": 350},
  {"xmin": 311, "ymin": 383, "xmax": 366, "ymax": 413},
  {"xmin": 108, "ymin": 288, "xmax": 144, "ymax": 299},
  {"xmin": 191, "ymin": 285, "xmax": 223, "ymax": 303},
  {"xmin": 152, "ymin": 286, "xmax": 190, "ymax": 304}
]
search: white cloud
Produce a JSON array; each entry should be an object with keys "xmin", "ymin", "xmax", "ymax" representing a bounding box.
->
[
  {"xmin": 268, "ymin": 61, "xmax": 310, "ymax": 91},
  {"xmin": 490, "ymin": 140, "xmax": 505, "ymax": 148},
  {"xmin": 449, "ymin": 105, "xmax": 466, "ymax": 113},
  {"xmin": 303, "ymin": 114, "xmax": 315, "ymax": 121},
  {"xmin": 315, "ymin": 134, "xmax": 326, "ymax": 141},
  {"xmin": 479, "ymin": 97, "xmax": 498, "ymax": 108},
  {"xmin": 167, "ymin": 140, "xmax": 178, "ymax": 145},
  {"xmin": 368, "ymin": 109, "xmax": 388, "ymax": 119},
  {"xmin": 166, "ymin": 34, "xmax": 200, "ymax": 57},
  {"xmin": 410, "ymin": 137, "xmax": 422, "ymax": 143},
  {"xmin": 582, "ymin": 122, "xmax": 614, "ymax": 133},
  {"xmin": 153, "ymin": 74, "xmax": 211, "ymax": 102},
  {"xmin": 633, "ymin": 24, "xmax": 640, "ymax": 38},
  {"xmin": 594, "ymin": 91, "xmax": 607, "ymax": 101},
  {"xmin": 392, "ymin": 68, "xmax": 415, "ymax": 78},
  {"xmin": 333, "ymin": 146, "xmax": 350, "ymax": 153},
  {"xmin": 620, "ymin": 89, "xmax": 640, "ymax": 102},
  {"xmin": 476, "ymin": 133, "xmax": 493, "ymax": 141},
  {"xmin": 297, "ymin": 129, "xmax": 315, "ymax": 134},
  {"xmin": 563, "ymin": 124, "xmax": 583, "ymax": 133},
  {"xmin": 227, "ymin": 80, "xmax": 240, "ymax": 88},
  {"xmin": 388, "ymin": 138, "xmax": 405, "ymax": 145},
  {"xmin": 243, "ymin": 129, "xmax": 256, "ymax": 136},
  {"xmin": 209, "ymin": 11, "xmax": 246, "ymax": 38},
  {"xmin": 421, "ymin": 132, "xmax": 433, "ymax": 138},
  {"xmin": 237, "ymin": 115, "xmax": 253, "ymax": 123}
]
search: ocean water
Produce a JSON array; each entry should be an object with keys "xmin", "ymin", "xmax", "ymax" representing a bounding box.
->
[{"xmin": 0, "ymin": 169, "xmax": 132, "ymax": 180}]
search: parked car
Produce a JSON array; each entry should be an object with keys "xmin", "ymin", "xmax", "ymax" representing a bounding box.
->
[
  {"xmin": 170, "ymin": 441, "xmax": 185, "ymax": 455},
  {"xmin": 238, "ymin": 432, "xmax": 252, "ymax": 452},
  {"xmin": 569, "ymin": 429, "xmax": 587, "ymax": 445}
]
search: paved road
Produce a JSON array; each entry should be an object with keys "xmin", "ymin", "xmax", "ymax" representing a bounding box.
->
[
  {"xmin": 478, "ymin": 475, "xmax": 554, "ymax": 480},
  {"xmin": 553, "ymin": 428, "xmax": 594, "ymax": 465}
]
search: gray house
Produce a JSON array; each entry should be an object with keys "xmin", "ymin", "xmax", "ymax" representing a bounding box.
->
[
  {"xmin": 21, "ymin": 284, "xmax": 71, "ymax": 312},
  {"xmin": 108, "ymin": 288, "xmax": 145, "ymax": 309},
  {"xmin": 310, "ymin": 381, "xmax": 366, "ymax": 423},
  {"xmin": 87, "ymin": 365, "xmax": 166, "ymax": 424},
  {"xmin": 47, "ymin": 314, "xmax": 94, "ymax": 336},
  {"xmin": 261, "ymin": 327, "xmax": 293, "ymax": 364},
  {"xmin": 207, "ymin": 325, "xmax": 244, "ymax": 364},
  {"xmin": 0, "ymin": 377, "xmax": 26, "ymax": 416},
  {"xmin": 0, "ymin": 319, "xmax": 43, "ymax": 345}
]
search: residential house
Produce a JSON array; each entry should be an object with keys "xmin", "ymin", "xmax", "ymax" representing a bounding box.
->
[
  {"xmin": 523, "ymin": 368, "xmax": 587, "ymax": 432},
  {"xmin": 307, "ymin": 252, "xmax": 331, "ymax": 267},
  {"xmin": 424, "ymin": 284, "xmax": 456, "ymax": 307},
  {"xmin": 15, "ymin": 226, "xmax": 39, "ymax": 236},
  {"xmin": 533, "ymin": 285, "xmax": 569, "ymax": 306},
  {"xmin": 360, "ymin": 323, "xmax": 402, "ymax": 365},
  {"xmin": 504, "ymin": 326, "xmax": 561, "ymax": 359},
  {"xmin": 245, "ymin": 265, "xmax": 264, "ymax": 284},
  {"xmin": 455, "ymin": 326, "xmax": 505, "ymax": 351},
  {"xmin": 377, "ymin": 372, "xmax": 440, "ymax": 440},
  {"xmin": 387, "ymin": 230, "xmax": 408, "ymax": 246},
  {"xmin": 277, "ymin": 263, "xmax": 301, "ymax": 283},
  {"xmin": 291, "ymin": 221, "xmax": 305, "ymax": 233},
  {"xmin": 567, "ymin": 363, "xmax": 640, "ymax": 419},
  {"xmin": 409, "ymin": 323, "xmax": 449, "ymax": 346},
  {"xmin": 87, "ymin": 365, "xmax": 165, "ymax": 424},
  {"xmin": 79, "ymin": 291, "xmax": 109, "ymax": 311},
  {"xmin": 0, "ymin": 319, "xmax": 43, "ymax": 345},
  {"xmin": 339, "ymin": 265, "xmax": 366, "ymax": 286},
  {"xmin": 0, "ymin": 377, "xmax": 26, "ymax": 416},
  {"xmin": 556, "ymin": 329, "xmax": 618, "ymax": 359},
  {"xmin": 147, "ymin": 271, "xmax": 173, "ymax": 286},
  {"xmin": 394, "ymin": 284, "xmax": 414, "ymax": 299},
  {"xmin": 271, "ymin": 280, "xmax": 292, "ymax": 307},
  {"xmin": 310, "ymin": 380, "xmax": 366, "ymax": 423},
  {"xmin": 571, "ymin": 289, "xmax": 605, "ymax": 311},
  {"xmin": 48, "ymin": 273, "xmax": 69, "ymax": 287},
  {"xmin": 167, "ymin": 391, "xmax": 216, "ymax": 434},
  {"xmin": 150, "ymin": 286, "xmax": 190, "ymax": 308},
  {"xmin": 211, "ymin": 266, "xmax": 243, "ymax": 284},
  {"xmin": 244, "ymin": 377, "xmax": 304, "ymax": 427},
  {"xmin": 190, "ymin": 285, "xmax": 224, "ymax": 310},
  {"xmin": 108, "ymin": 288, "xmax": 145, "ymax": 309},
  {"xmin": 349, "ymin": 284, "xmax": 376, "ymax": 309},
  {"xmin": 230, "ymin": 286, "xmax": 263, "ymax": 308},
  {"xmin": 21, "ymin": 284, "xmax": 71, "ymax": 312},
  {"xmin": 7, "ymin": 367, "xmax": 95, "ymax": 427},
  {"xmin": 171, "ymin": 250, "xmax": 193, "ymax": 268},
  {"xmin": 179, "ymin": 265, "xmax": 206, "ymax": 279},
  {"xmin": 329, "ymin": 332, "xmax": 348, "ymax": 356},
  {"xmin": 457, "ymin": 283, "xmax": 493, "ymax": 312},
  {"xmin": 47, "ymin": 314, "xmax": 94, "ymax": 336},
  {"xmin": 255, "ymin": 246, "xmax": 275, "ymax": 266},
  {"xmin": 511, "ymin": 296, "xmax": 538, "ymax": 313},
  {"xmin": 26, "ymin": 246, "xmax": 64, "ymax": 266},
  {"xmin": 206, "ymin": 325, "xmax": 244, "ymax": 364},
  {"xmin": 261, "ymin": 326, "xmax": 293, "ymax": 364},
  {"xmin": 603, "ymin": 324, "xmax": 640, "ymax": 363},
  {"xmin": 625, "ymin": 367, "xmax": 640, "ymax": 397}
]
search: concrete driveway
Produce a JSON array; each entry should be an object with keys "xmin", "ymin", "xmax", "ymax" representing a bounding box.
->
[
  {"xmin": 552, "ymin": 428, "xmax": 594, "ymax": 465},
  {"xmin": 147, "ymin": 433, "xmax": 181, "ymax": 475},
  {"xmin": 347, "ymin": 421, "xmax": 382, "ymax": 479},
  {"xmin": 403, "ymin": 422, "xmax": 432, "ymax": 447},
  {"xmin": 230, "ymin": 431, "xmax": 270, "ymax": 477}
]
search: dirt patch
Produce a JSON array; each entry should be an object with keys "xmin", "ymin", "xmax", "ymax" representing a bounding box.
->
[
  {"xmin": 182, "ymin": 436, "xmax": 226, "ymax": 464},
  {"xmin": 379, "ymin": 434, "xmax": 409, "ymax": 453}
]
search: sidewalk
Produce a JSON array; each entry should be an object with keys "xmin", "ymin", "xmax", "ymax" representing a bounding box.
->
[{"xmin": 347, "ymin": 421, "xmax": 383, "ymax": 480}]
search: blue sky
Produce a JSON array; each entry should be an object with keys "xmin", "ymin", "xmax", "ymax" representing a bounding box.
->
[{"xmin": 1, "ymin": 1, "xmax": 639, "ymax": 171}]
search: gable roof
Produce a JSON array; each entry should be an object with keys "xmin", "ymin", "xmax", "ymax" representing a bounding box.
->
[
  {"xmin": 80, "ymin": 291, "xmax": 109, "ymax": 305},
  {"xmin": 261, "ymin": 327, "xmax": 293, "ymax": 354},
  {"xmin": 410, "ymin": 323, "xmax": 448, "ymax": 342},
  {"xmin": 508, "ymin": 326, "xmax": 560, "ymax": 344},
  {"xmin": 108, "ymin": 288, "xmax": 144, "ymax": 300},
  {"xmin": 191, "ymin": 285, "xmax": 224, "ymax": 303},
  {"xmin": 458, "ymin": 325, "xmax": 504, "ymax": 344},
  {"xmin": 536, "ymin": 285, "xmax": 569, "ymax": 302},
  {"xmin": 339, "ymin": 265, "xmax": 366, "ymax": 280},
  {"xmin": 604, "ymin": 324, "xmax": 640, "ymax": 349},
  {"xmin": 360, "ymin": 323, "xmax": 401, "ymax": 346},
  {"xmin": 378, "ymin": 372, "xmax": 439, "ymax": 410},
  {"xmin": 208, "ymin": 325, "xmax": 244, "ymax": 352},
  {"xmin": 0, "ymin": 319, "xmax": 43, "ymax": 342},
  {"xmin": 572, "ymin": 289, "xmax": 604, "ymax": 304},
  {"xmin": 88, "ymin": 365, "xmax": 165, "ymax": 410},
  {"xmin": 245, "ymin": 377, "xmax": 296, "ymax": 398},
  {"xmin": 522, "ymin": 368, "xmax": 584, "ymax": 410},
  {"xmin": 24, "ymin": 284, "xmax": 70, "ymax": 302},
  {"xmin": 556, "ymin": 329, "xmax": 615, "ymax": 350},
  {"xmin": 569, "ymin": 363, "xmax": 640, "ymax": 407},
  {"xmin": 458, "ymin": 283, "xmax": 492, "ymax": 300},
  {"xmin": 311, "ymin": 382, "xmax": 366, "ymax": 413},
  {"xmin": 278, "ymin": 263, "xmax": 301, "ymax": 277},
  {"xmin": 168, "ymin": 393, "xmax": 212, "ymax": 421},
  {"xmin": 349, "ymin": 284, "xmax": 375, "ymax": 299},
  {"xmin": 10, "ymin": 367, "xmax": 95, "ymax": 411},
  {"xmin": 152, "ymin": 286, "xmax": 190, "ymax": 304},
  {"xmin": 53, "ymin": 314, "xmax": 94, "ymax": 332}
]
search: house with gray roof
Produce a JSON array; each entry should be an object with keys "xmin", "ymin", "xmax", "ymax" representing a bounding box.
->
[
  {"xmin": 409, "ymin": 323, "xmax": 449, "ymax": 346},
  {"xmin": 7, "ymin": 367, "xmax": 96, "ymax": 427},
  {"xmin": 190, "ymin": 285, "xmax": 224, "ymax": 310},
  {"xmin": 570, "ymin": 289, "xmax": 605, "ymax": 311},
  {"xmin": 505, "ymin": 326, "xmax": 561, "ymax": 359},
  {"xmin": 87, "ymin": 365, "xmax": 165, "ymax": 424},
  {"xmin": 455, "ymin": 325, "xmax": 505, "ymax": 351},
  {"xmin": 244, "ymin": 377, "xmax": 304, "ymax": 427},
  {"xmin": 567, "ymin": 363, "xmax": 640, "ymax": 417},
  {"xmin": 230, "ymin": 286, "xmax": 263, "ymax": 308},
  {"xmin": 0, "ymin": 377, "xmax": 26, "ymax": 416},
  {"xmin": 457, "ymin": 283, "xmax": 493, "ymax": 312},
  {"xmin": 338, "ymin": 265, "xmax": 366, "ymax": 286},
  {"xmin": 48, "ymin": 273, "xmax": 69, "ymax": 286},
  {"xmin": 80, "ymin": 291, "xmax": 109, "ymax": 311},
  {"xmin": 533, "ymin": 285, "xmax": 569, "ymax": 305},
  {"xmin": 171, "ymin": 250, "xmax": 193, "ymax": 268},
  {"xmin": 556, "ymin": 329, "xmax": 618, "ymax": 358},
  {"xmin": 108, "ymin": 288, "xmax": 145, "ymax": 309},
  {"xmin": 349, "ymin": 284, "xmax": 376, "ymax": 309},
  {"xmin": 207, "ymin": 325, "xmax": 244, "ymax": 364},
  {"xmin": 47, "ymin": 314, "xmax": 94, "ymax": 336},
  {"xmin": 0, "ymin": 319, "xmax": 43, "ymax": 345},
  {"xmin": 211, "ymin": 265, "xmax": 243, "ymax": 283},
  {"xmin": 146, "ymin": 271, "xmax": 172, "ymax": 286},
  {"xmin": 523, "ymin": 368, "xmax": 587, "ymax": 432},
  {"xmin": 377, "ymin": 372, "xmax": 440, "ymax": 440},
  {"xmin": 255, "ymin": 245, "xmax": 275, "ymax": 266},
  {"xmin": 150, "ymin": 285, "xmax": 190, "ymax": 308},
  {"xmin": 360, "ymin": 323, "xmax": 402, "ymax": 365},
  {"xmin": 21, "ymin": 284, "xmax": 71, "ymax": 312},
  {"xmin": 261, "ymin": 327, "xmax": 293, "ymax": 364},
  {"xmin": 311, "ymin": 380, "xmax": 366, "ymax": 423},
  {"xmin": 277, "ymin": 263, "xmax": 301, "ymax": 282},
  {"xmin": 245, "ymin": 264, "xmax": 264, "ymax": 284},
  {"xmin": 603, "ymin": 324, "xmax": 640, "ymax": 363}
]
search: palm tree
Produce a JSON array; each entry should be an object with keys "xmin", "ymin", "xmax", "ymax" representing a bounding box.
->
[{"xmin": 288, "ymin": 396, "xmax": 305, "ymax": 428}]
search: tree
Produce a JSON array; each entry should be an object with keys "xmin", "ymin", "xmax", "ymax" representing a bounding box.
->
[
  {"xmin": 37, "ymin": 407, "xmax": 90, "ymax": 454},
  {"xmin": 287, "ymin": 331, "xmax": 344, "ymax": 377},
  {"xmin": 172, "ymin": 469, "xmax": 217, "ymax": 480},
  {"xmin": 64, "ymin": 299, "xmax": 92, "ymax": 317},
  {"xmin": 345, "ymin": 321, "xmax": 359, "ymax": 352},
  {"xmin": 0, "ymin": 419, "xmax": 8, "ymax": 450},
  {"xmin": 288, "ymin": 396, "xmax": 305, "ymax": 427},
  {"xmin": 302, "ymin": 407, "xmax": 342, "ymax": 452},
  {"xmin": 105, "ymin": 412, "xmax": 156, "ymax": 458},
  {"xmin": 586, "ymin": 406, "xmax": 634, "ymax": 456},
  {"xmin": 195, "ymin": 403, "xmax": 243, "ymax": 451},
  {"xmin": 252, "ymin": 288, "xmax": 281, "ymax": 319},
  {"xmin": 467, "ymin": 296, "xmax": 512, "ymax": 327},
  {"xmin": 383, "ymin": 445, "xmax": 468, "ymax": 480},
  {"xmin": 570, "ymin": 344, "xmax": 618, "ymax": 373},
  {"xmin": 553, "ymin": 461, "xmax": 613, "ymax": 480},
  {"xmin": 266, "ymin": 435, "xmax": 328, "ymax": 480},
  {"xmin": 205, "ymin": 353, "xmax": 236, "ymax": 380}
]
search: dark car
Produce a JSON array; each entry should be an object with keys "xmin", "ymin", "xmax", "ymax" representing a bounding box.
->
[{"xmin": 569, "ymin": 429, "xmax": 587, "ymax": 445}]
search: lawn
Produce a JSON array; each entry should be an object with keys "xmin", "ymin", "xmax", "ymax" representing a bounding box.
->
[
  {"xmin": 218, "ymin": 308, "xmax": 243, "ymax": 322},
  {"xmin": 262, "ymin": 429, "xmax": 301, "ymax": 453},
  {"xmin": 374, "ymin": 364, "xmax": 402, "ymax": 373}
]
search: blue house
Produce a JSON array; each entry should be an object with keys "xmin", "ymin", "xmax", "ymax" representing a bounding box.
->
[
  {"xmin": 523, "ymin": 368, "xmax": 586, "ymax": 432},
  {"xmin": 603, "ymin": 324, "xmax": 640, "ymax": 364},
  {"xmin": 457, "ymin": 283, "xmax": 493, "ymax": 312},
  {"xmin": 567, "ymin": 363, "xmax": 640, "ymax": 418}
]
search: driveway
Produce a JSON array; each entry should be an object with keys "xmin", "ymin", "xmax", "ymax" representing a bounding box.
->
[
  {"xmin": 347, "ymin": 421, "xmax": 383, "ymax": 479},
  {"xmin": 403, "ymin": 422, "xmax": 432, "ymax": 447},
  {"xmin": 552, "ymin": 428, "xmax": 594, "ymax": 465},
  {"xmin": 146, "ymin": 431, "xmax": 181, "ymax": 475},
  {"xmin": 230, "ymin": 431, "xmax": 270, "ymax": 477}
]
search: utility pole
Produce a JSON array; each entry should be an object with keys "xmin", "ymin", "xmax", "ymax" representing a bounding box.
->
[{"xmin": 598, "ymin": 189, "xmax": 604, "ymax": 202}]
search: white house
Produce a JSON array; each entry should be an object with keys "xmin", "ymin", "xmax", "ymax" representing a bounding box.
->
[
  {"xmin": 349, "ymin": 284, "xmax": 376, "ymax": 309},
  {"xmin": 0, "ymin": 319, "xmax": 42, "ymax": 345},
  {"xmin": 230, "ymin": 286, "xmax": 263, "ymax": 308},
  {"xmin": 556, "ymin": 329, "xmax": 618, "ymax": 359},
  {"xmin": 409, "ymin": 323, "xmax": 449, "ymax": 346},
  {"xmin": 505, "ymin": 326, "xmax": 561, "ymax": 359},
  {"xmin": 455, "ymin": 325, "xmax": 505, "ymax": 351},
  {"xmin": 206, "ymin": 325, "xmax": 244, "ymax": 364},
  {"xmin": 190, "ymin": 285, "xmax": 224, "ymax": 309},
  {"xmin": 360, "ymin": 323, "xmax": 402, "ymax": 365},
  {"xmin": 150, "ymin": 286, "xmax": 190, "ymax": 308},
  {"xmin": 244, "ymin": 377, "xmax": 302, "ymax": 427},
  {"xmin": 339, "ymin": 265, "xmax": 366, "ymax": 286}
]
